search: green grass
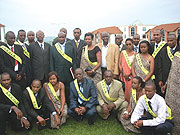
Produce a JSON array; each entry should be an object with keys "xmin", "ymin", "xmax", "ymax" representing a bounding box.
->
[{"xmin": 7, "ymin": 114, "xmax": 136, "ymax": 135}]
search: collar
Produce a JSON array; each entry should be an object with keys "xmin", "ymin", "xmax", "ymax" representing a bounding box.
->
[
  {"xmin": 155, "ymin": 41, "xmax": 162, "ymax": 46},
  {"xmin": 105, "ymin": 80, "xmax": 112, "ymax": 88},
  {"xmin": 147, "ymin": 93, "xmax": 157, "ymax": 104},
  {"xmin": 170, "ymin": 45, "xmax": 177, "ymax": 51},
  {"xmin": 7, "ymin": 44, "xmax": 14, "ymax": 49},
  {"xmin": 37, "ymin": 41, "xmax": 44, "ymax": 46},
  {"xmin": 74, "ymin": 39, "xmax": 80, "ymax": 43},
  {"xmin": 18, "ymin": 40, "xmax": 24, "ymax": 45},
  {"xmin": 58, "ymin": 42, "xmax": 65, "ymax": 47},
  {"xmin": 133, "ymin": 44, "xmax": 139, "ymax": 48},
  {"xmin": 7, "ymin": 86, "xmax": 11, "ymax": 92},
  {"xmin": 103, "ymin": 43, "xmax": 109, "ymax": 48}
]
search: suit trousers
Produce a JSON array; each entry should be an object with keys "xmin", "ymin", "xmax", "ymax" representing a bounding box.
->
[{"xmin": 101, "ymin": 67, "xmax": 107, "ymax": 79}]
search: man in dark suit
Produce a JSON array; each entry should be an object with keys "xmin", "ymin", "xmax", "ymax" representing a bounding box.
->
[
  {"xmin": 0, "ymin": 73, "xmax": 30, "ymax": 135},
  {"xmin": 151, "ymin": 29, "xmax": 168, "ymax": 97},
  {"xmin": 15, "ymin": 29, "xmax": 32, "ymax": 87},
  {"xmin": 0, "ymin": 31, "xmax": 26, "ymax": 91},
  {"xmin": 68, "ymin": 28, "xmax": 86, "ymax": 68},
  {"xmin": 25, "ymin": 31, "xmax": 35, "ymax": 45},
  {"xmin": 68, "ymin": 68, "xmax": 97, "ymax": 125},
  {"xmin": 28, "ymin": 30, "xmax": 51, "ymax": 84},
  {"xmin": 115, "ymin": 34, "xmax": 126, "ymax": 52},
  {"xmin": 50, "ymin": 32, "xmax": 76, "ymax": 105},
  {"xmin": 23, "ymin": 79, "xmax": 60, "ymax": 130},
  {"xmin": 158, "ymin": 34, "xmax": 180, "ymax": 97},
  {"xmin": 133, "ymin": 34, "xmax": 140, "ymax": 53},
  {"xmin": 52, "ymin": 28, "xmax": 70, "ymax": 46}
]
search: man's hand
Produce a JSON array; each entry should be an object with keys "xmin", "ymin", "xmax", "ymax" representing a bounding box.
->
[
  {"xmin": 159, "ymin": 81, "xmax": 163, "ymax": 88},
  {"xmin": 107, "ymin": 103, "xmax": 116, "ymax": 111},
  {"xmin": 133, "ymin": 120, "xmax": 143, "ymax": 128},
  {"xmin": 161, "ymin": 84, "xmax": 167, "ymax": 94},
  {"xmin": 123, "ymin": 113, "xmax": 130, "ymax": 120},
  {"xmin": 37, "ymin": 116, "xmax": 46, "ymax": 126},
  {"xmin": 102, "ymin": 104, "xmax": 110, "ymax": 116},
  {"xmin": 87, "ymin": 71, "xmax": 93, "ymax": 77},
  {"xmin": 54, "ymin": 114, "xmax": 60, "ymax": 126},
  {"xmin": 16, "ymin": 74, "xmax": 22, "ymax": 81},
  {"xmin": 79, "ymin": 106, "xmax": 86, "ymax": 115},
  {"xmin": 21, "ymin": 117, "xmax": 30, "ymax": 129},
  {"xmin": 11, "ymin": 106, "xmax": 23, "ymax": 119},
  {"xmin": 74, "ymin": 108, "xmax": 81, "ymax": 115}
]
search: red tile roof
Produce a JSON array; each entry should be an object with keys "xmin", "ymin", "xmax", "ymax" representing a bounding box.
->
[
  {"xmin": 91, "ymin": 26, "xmax": 123, "ymax": 34},
  {"xmin": 0, "ymin": 24, "xmax": 5, "ymax": 27}
]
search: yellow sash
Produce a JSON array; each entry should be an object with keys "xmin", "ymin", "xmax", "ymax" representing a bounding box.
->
[
  {"xmin": 101, "ymin": 80, "xmax": 118, "ymax": 102},
  {"xmin": 0, "ymin": 84, "xmax": 19, "ymax": 106},
  {"xmin": 132, "ymin": 89, "xmax": 137, "ymax": 104},
  {"xmin": 122, "ymin": 50, "xmax": 131, "ymax": 69},
  {"xmin": 26, "ymin": 87, "xmax": 41, "ymax": 109},
  {"xmin": 15, "ymin": 41, "xmax": 30, "ymax": 58},
  {"xmin": 0, "ymin": 45, "xmax": 22, "ymax": 64},
  {"xmin": 48, "ymin": 82, "xmax": 60, "ymax": 101},
  {"xmin": 84, "ymin": 45, "xmax": 98, "ymax": 66},
  {"xmin": 167, "ymin": 46, "xmax": 174, "ymax": 62},
  {"xmin": 174, "ymin": 51, "xmax": 180, "ymax": 58},
  {"xmin": 55, "ymin": 43, "xmax": 72, "ymax": 63},
  {"xmin": 144, "ymin": 95, "xmax": 173, "ymax": 120},
  {"xmin": 152, "ymin": 41, "xmax": 166, "ymax": 58},
  {"xmin": 136, "ymin": 54, "xmax": 155, "ymax": 80},
  {"xmin": 74, "ymin": 79, "xmax": 91, "ymax": 102}
]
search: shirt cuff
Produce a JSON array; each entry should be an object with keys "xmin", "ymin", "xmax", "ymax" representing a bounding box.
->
[
  {"xmin": 9, "ymin": 107, "xmax": 12, "ymax": 113},
  {"xmin": 52, "ymin": 112, "xmax": 57, "ymax": 116}
]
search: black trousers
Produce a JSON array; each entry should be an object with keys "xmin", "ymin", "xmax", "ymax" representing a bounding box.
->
[
  {"xmin": 0, "ymin": 110, "xmax": 27, "ymax": 135},
  {"xmin": 101, "ymin": 67, "xmax": 107, "ymax": 79},
  {"xmin": 63, "ymin": 81, "xmax": 70, "ymax": 107}
]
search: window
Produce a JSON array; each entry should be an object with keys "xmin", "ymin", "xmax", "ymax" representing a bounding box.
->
[
  {"xmin": 177, "ymin": 28, "xmax": 180, "ymax": 36},
  {"xmin": 124, "ymin": 34, "xmax": 126, "ymax": 39},
  {"xmin": 143, "ymin": 27, "xmax": 146, "ymax": 31},
  {"xmin": 131, "ymin": 27, "xmax": 135, "ymax": 37},
  {"xmin": 143, "ymin": 34, "xmax": 146, "ymax": 39},
  {"xmin": 149, "ymin": 30, "xmax": 152, "ymax": 40},
  {"xmin": 161, "ymin": 29, "xmax": 165, "ymax": 41},
  {"xmin": 124, "ymin": 27, "xmax": 126, "ymax": 32},
  {"xmin": 0, "ymin": 28, "xmax": 1, "ymax": 40}
]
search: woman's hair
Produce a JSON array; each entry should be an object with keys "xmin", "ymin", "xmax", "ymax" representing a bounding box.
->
[
  {"xmin": 133, "ymin": 76, "xmax": 145, "ymax": 88},
  {"xmin": 84, "ymin": 33, "xmax": 94, "ymax": 40},
  {"xmin": 48, "ymin": 71, "xmax": 60, "ymax": 82},
  {"xmin": 125, "ymin": 38, "xmax": 133, "ymax": 44},
  {"xmin": 139, "ymin": 40, "xmax": 152, "ymax": 54},
  {"xmin": 177, "ymin": 34, "xmax": 180, "ymax": 46}
]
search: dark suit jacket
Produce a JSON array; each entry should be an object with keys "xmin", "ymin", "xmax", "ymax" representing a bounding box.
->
[
  {"xmin": 67, "ymin": 39, "xmax": 86, "ymax": 68},
  {"xmin": 0, "ymin": 44, "xmax": 25, "ymax": 80},
  {"xmin": 52, "ymin": 37, "xmax": 70, "ymax": 46},
  {"xmin": 158, "ymin": 45, "xmax": 180, "ymax": 83},
  {"xmin": 50, "ymin": 43, "xmax": 76, "ymax": 83},
  {"xmin": 28, "ymin": 41, "xmax": 51, "ymax": 81},
  {"xmin": 0, "ymin": 83, "xmax": 27, "ymax": 117},
  {"xmin": 23, "ymin": 87, "xmax": 55, "ymax": 119},
  {"xmin": 69, "ymin": 78, "xmax": 97, "ymax": 110}
]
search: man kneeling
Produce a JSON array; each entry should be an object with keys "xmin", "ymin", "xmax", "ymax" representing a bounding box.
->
[{"xmin": 131, "ymin": 83, "xmax": 174, "ymax": 135}]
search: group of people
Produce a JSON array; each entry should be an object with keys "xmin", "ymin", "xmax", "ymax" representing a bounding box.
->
[{"xmin": 0, "ymin": 27, "xmax": 180, "ymax": 135}]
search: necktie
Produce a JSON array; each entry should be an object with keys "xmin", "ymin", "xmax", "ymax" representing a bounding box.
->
[
  {"xmin": 11, "ymin": 47, "xmax": 18, "ymax": 66},
  {"xmin": 76, "ymin": 41, "xmax": 78, "ymax": 48},
  {"xmin": 147, "ymin": 101, "xmax": 153, "ymax": 119},
  {"xmin": 155, "ymin": 44, "xmax": 158, "ymax": 49},
  {"xmin": 78, "ymin": 83, "xmax": 83, "ymax": 104},
  {"xmin": 40, "ymin": 44, "xmax": 43, "ymax": 50},
  {"xmin": 170, "ymin": 48, "xmax": 174, "ymax": 54},
  {"xmin": 107, "ymin": 85, "xmax": 110, "ymax": 93}
]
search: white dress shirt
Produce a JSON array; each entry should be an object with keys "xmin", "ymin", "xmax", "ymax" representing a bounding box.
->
[
  {"xmin": 101, "ymin": 44, "xmax": 109, "ymax": 68},
  {"xmin": 133, "ymin": 44, "xmax": 139, "ymax": 53},
  {"xmin": 7, "ymin": 44, "xmax": 18, "ymax": 71},
  {"xmin": 18, "ymin": 40, "xmax": 27, "ymax": 50},
  {"xmin": 154, "ymin": 41, "xmax": 163, "ymax": 51},
  {"xmin": 37, "ymin": 41, "xmax": 45, "ymax": 50},
  {"xmin": 58, "ymin": 42, "xmax": 65, "ymax": 53},
  {"xmin": 131, "ymin": 93, "xmax": 170, "ymax": 126}
]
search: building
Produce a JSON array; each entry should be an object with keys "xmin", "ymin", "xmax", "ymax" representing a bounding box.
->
[
  {"xmin": 146, "ymin": 22, "xmax": 180, "ymax": 42},
  {"xmin": 0, "ymin": 24, "xmax": 5, "ymax": 42},
  {"xmin": 119, "ymin": 20, "xmax": 156, "ymax": 41},
  {"xmin": 91, "ymin": 26, "xmax": 123, "ymax": 44}
]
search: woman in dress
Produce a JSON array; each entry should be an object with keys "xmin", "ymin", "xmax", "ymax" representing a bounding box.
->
[
  {"xmin": 43, "ymin": 71, "xmax": 67, "ymax": 129},
  {"xmin": 119, "ymin": 38, "xmax": 136, "ymax": 102},
  {"xmin": 121, "ymin": 76, "xmax": 145, "ymax": 133},
  {"xmin": 165, "ymin": 35, "xmax": 180, "ymax": 135},
  {"xmin": 132, "ymin": 40, "xmax": 154, "ymax": 84},
  {"xmin": 80, "ymin": 33, "xmax": 102, "ymax": 84}
]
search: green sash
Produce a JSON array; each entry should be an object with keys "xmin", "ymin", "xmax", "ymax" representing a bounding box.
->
[
  {"xmin": 48, "ymin": 82, "xmax": 60, "ymax": 101},
  {"xmin": 55, "ymin": 43, "xmax": 72, "ymax": 63},
  {"xmin": 122, "ymin": 50, "xmax": 131, "ymax": 69},
  {"xmin": 152, "ymin": 41, "xmax": 166, "ymax": 58},
  {"xmin": 132, "ymin": 89, "xmax": 137, "ymax": 104},
  {"xmin": 174, "ymin": 52, "xmax": 180, "ymax": 58},
  {"xmin": 167, "ymin": 46, "xmax": 174, "ymax": 62},
  {"xmin": 0, "ymin": 45, "xmax": 22, "ymax": 64},
  {"xmin": 84, "ymin": 45, "xmax": 98, "ymax": 66},
  {"xmin": 26, "ymin": 87, "xmax": 41, "ymax": 109},
  {"xmin": 0, "ymin": 84, "xmax": 19, "ymax": 106},
  {"xmin": 15, "ymin": 41, "xmax": 30, "ymax": 58}
]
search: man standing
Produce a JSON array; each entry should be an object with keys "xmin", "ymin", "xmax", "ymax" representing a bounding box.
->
[
  {"xmin": 50, "ymin": 32, "xmax": 76, "ymax": 105},
  {"xmin": 98, "ymin": 32, "xmax": 120, "ymax": 79},
  {"xmin": 68, "ymin": 68, "xmax": 97, "ymax": 125},
  {"xmin": 96, "ymin": 70, "xmax": 127, "ymax": 121},
  {"xmin": 133, "ymin": 34, "xmax": 140, "ymax": 53},
  {"xmin": 158, "ymin": 34, "xmax": 180, "ymax": 97},
  {"xmin": 115, "ymin": 34, "xmax": 126, "ymax": 52},
  {"xmin": 25, "ymin": 31, "xmax": 35, "ymax": 45},
  {"xmin": 28, "ymin": 30, "xmax": 51, "ymax": 84},
  {"xmin": 151, "ymin": 29, "xmax": 168, "ymax": 97},
  {"xmin": 0, "ymin": 31, "xmax": 26, "ymax": 90},
  {"xmin": 68, "ymin": 28, "xmax": 86, "ymax": 68},
  {"xmin": 0, "ymin": 73, "xmax": 30, "ymax": 135}
]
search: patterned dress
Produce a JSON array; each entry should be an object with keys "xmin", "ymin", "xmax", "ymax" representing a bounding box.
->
[{"xmin": 165, "ymin": 54, "xmax": 180, "ymax": 135}]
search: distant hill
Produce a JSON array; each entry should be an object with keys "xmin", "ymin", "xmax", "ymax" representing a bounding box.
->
[{"xmin": 44, "ymin": 36, "xmax": 56, "ymax": 45}]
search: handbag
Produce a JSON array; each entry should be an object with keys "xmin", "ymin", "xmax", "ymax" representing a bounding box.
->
[{"xmin": 85, "ymin": 66, "xmax": 96, "ymax": 78}]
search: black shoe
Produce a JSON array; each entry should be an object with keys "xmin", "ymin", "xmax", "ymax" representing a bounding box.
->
[{"xmin": 88, "ymin": 118, "xmax": 94, "ymax": 125}]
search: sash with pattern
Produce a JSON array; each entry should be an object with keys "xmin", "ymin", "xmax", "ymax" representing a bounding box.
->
[
  {"xmin": 167, "ymin": 46, "xmax": 174, "ymax": 62},
  {"xmin": 174, "ymin": 51, "xmax": 180, "ymax": 58},
  {"xmin": 55, "ymin": 43, "xmax": 72, "ymax": 63},
  {"xmin": 84, "ymin": 45, "xmax": 98, "ymax": 66},
  {"xmin": 136, "ymin": 54, "xmax": 155, "ymax": 79},
  {"xmin": 48, "ymin": 82, "xmax": 60, "ymax": 101},
  {"xmin": 122, "ymin": 50, "xmax": 131, "ymax": 69},
  {"xmin": 100, "ymin": 80, "xmax": 118, "ymax": 102},
  {"xmin": 0, "ymin": 84, "xmax": 20, "ymax": 106},
  {"xmin": 26, "ymin": 87, "xmax": 41, "ymax": 109},
  {"xmin": 132, "ymin": 89, "xmax": 137, "ymax": 104},
  {"xmin": 144, "ymin": 95, "xmax": 173, "ymax": 120},
  {"xmin": 74, "ymin": 79, "xmax": 91, "ymax": 102},
  {"xmin": 15, "ymin": 41, "xmax": 30, "ymax": 58},
  {"xmin": 0, "ymin": 45, "xmax": 22, "ymax": 64},
  {"xmin": 152, "ymin": 41, "xmax": 166, "ymax": 58}
]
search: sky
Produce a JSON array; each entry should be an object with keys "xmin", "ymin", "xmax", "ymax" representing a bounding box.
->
[{"xmin": 0, "ymin": 0, "xmax": 179, "ymax": 39}]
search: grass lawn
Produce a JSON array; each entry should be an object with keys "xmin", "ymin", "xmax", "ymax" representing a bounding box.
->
[{"xmin": 7, "ymin": 114, "xmax": 136, "ymax": 135}]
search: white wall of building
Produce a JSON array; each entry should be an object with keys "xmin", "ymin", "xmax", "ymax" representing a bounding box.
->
[{"xmin": 0, "ymin": 27, "xmax": 5, "ymax": 42}]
